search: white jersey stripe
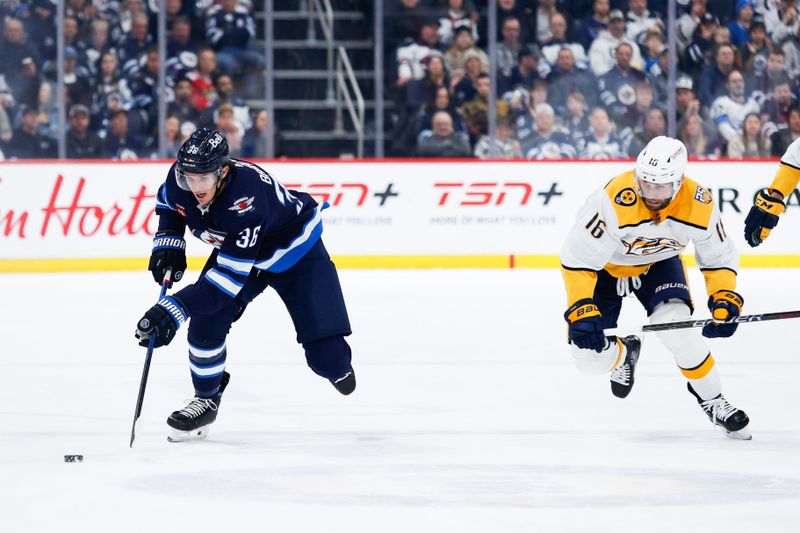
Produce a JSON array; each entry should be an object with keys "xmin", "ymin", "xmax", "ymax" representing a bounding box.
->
[
  {"xmin": 190, "ymin": 361, "xmax": 226, "ymax": 377},
  {"xmin": 217, "ymin": 254, "xmax": 255, "ymax": 275},
  {"xmin": 205, "ymin": 268, "xmax": 243, "ymax": 297},
  {"xmin": 255, "ymin": 205, "xmax": 322, "ymax": 271},
  {"xmin": 188, "ymin": 342, "xmax": 226, "ymax": 359}
]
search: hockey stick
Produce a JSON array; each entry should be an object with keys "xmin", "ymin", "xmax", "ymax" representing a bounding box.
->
[
  {"xmin": 642, "ymin": 309, "xmax": 800, "ymax": 333},
  {"xmin": 129, "ymin": 268, "xmax": 172, "ymax": 448}
]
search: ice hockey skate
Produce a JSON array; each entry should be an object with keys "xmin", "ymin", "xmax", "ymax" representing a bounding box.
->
[
  {"xmin": 610, "ymin": 335, "xmax": 641, "ymax": 399},
  {"xmin": 330, "ymin": 365, "xmax": 356, "ymax": 395},
  {"xmin": 167, "ymin": 371, "xmax": 230, "ymax": 442},
  {"xmin": 688, "ymin": 383, "xmax": 751, "ymax": 440}
]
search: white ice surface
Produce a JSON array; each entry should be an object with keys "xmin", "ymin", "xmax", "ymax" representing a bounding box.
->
[{"xmin": 1, "ymin": 268, "xmax": 799, "ymax": 532}]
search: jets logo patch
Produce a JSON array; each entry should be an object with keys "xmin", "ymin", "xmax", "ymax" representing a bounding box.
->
[
  {"xmin": 229, "ymin": 196, "xmax": 255, "ymax": 215},
  {"xmin": 694, "ymin": 186, "xmax": 712, "ymax": 205},
  {"xmin": 195, "ymin": 228, "xmax": 227, "ymax": 249},
  {"xmin": 615, "ymin": 188, "xmax": 637, "ymax": 206}
]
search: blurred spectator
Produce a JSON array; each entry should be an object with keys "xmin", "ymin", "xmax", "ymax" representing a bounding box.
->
[
  {"xmin": 747, "ymin": 49, "xmax": 788, "ymax": 103},
  {"xmin": 710, "ymin": 69, "xmax": 760, "ymax": 143},
  {"xmin": 642, "ymin": 29, "xmax": 665, "ymax": 74},
  {"xmin": 64, "ymin": 46, "xmax": 92, "ymax": 107},
  {"xmin": 444, "ymin": 23, "xmax": 488, "ymax": 81},
  {"xmin": 548, "ymin": 47, "xmax": 600, "ymax": 115},
  {"xmin": 415, "ymin": 86, "xmax": 467, "ymax": 136},
  {"xmin": 241, "ymin": 109, "xmax": 281, "ymax": 159},
  {"xmin": 189, "ymin": 48, "xmax": 219, "ymax": 111},
  {"xmin": 65, "ymin": 0, "xmax": 97, "ymax": 29},
  {"xmin": 625, "ymin": 0, "xmax": 663, "ymax": 45},
  {"xmin": 534, "ymin": 0, "xmax": 558, "ymax": 45},
  {"xmin": 674, "ymin": 75, "xmax": 703, "ymax": 124},
  {"xmin": 386, "ymin": 0, "xmax": 429, "ymax": 45},
  {"xmin": 783, "ymin": 24, "xmax": 800, "ymax": 80},
  {"xmin": 62, "ymin": 17, "xmax": 83, "ymax": 53},
  {"xmin": 564, "ymin": 91, "xmax": 591, "ymax": 146},
  {"xmin": 0, "ymin": 83, "xmax": 11, "ymax": 142},
  {"xmin": 496, "ymin": 17, "xmax": 523, "ymax": 81},
  {"xmin": 474, "ymin": 119, "xmax": 521, "ymax": 159},
  {"xmin": 66, "ymin": 104, "xmax": 103, "ymax": 159},
  {"xmin": 93, "ymin": 51, "xmax": 133, "ymax": 115},
  {"xmin": 113, "ymin": 0, "xmax": 149, "ymax": 44},
  {"xmin": 599, "ymin": 42, "xmax": 646, "ymax": 123},
  {"xmin": 741, "ymin": 21, "xmax": 771, "ymax": 73},
  {"xmin": 493, "ymin": 0, "xmax": 533, "ymax": 44},
  {"xmin": 83, "ymin": 19, "xmax": 112, "ymax": 77},
  {"xmin": 504, "ymin": 44, "xmax": 542, "ymax": 94},
  {"xmin": 406, "ymin": 55, "xmax": 450, "ymax": 112},
  {"xmin": 727, "ymin": 112, "xmax": 771, "ymax": 157},
  {"xmin": 697, "ymin": 43, "xmax": 737, "ymax": 106},
  {"xmin": 589, "ymin": 9, "xmax": 643, "ymax": 76},
  {"xmin": 728, "ymin": 0, "xmax": 756, "ymax": 48},
  {"xmin": 117, "ymin": 12, "xmax": 152, "ymax": 74},
  {"xmin": 541, "ymin": 13, "xmax": 589, "ymax": 72},
  {"xmin": 104, "ymin": 109, "xmax": 146, "ymax": 159},
  {"xmin": 128, "ymin": 45, "xmax": 162, "ymax": 127},
  {"xmin": 4, "ymin": 105, "xmax": 56, "ymax": 159},
  {"xmin": 396, "ymin": 17, "xmax": 442, "ymax": 86},
  {"xmin": 771, "ymin": 107, "xmax": 800, "ymax": 156},
  {"xmin": 764, "ymin": 0, "xmax": 799, "ymax": 45},
  {"xmin": 577, "ymin": 0, "xmax": 611, "ymax": 50},
  {"xmin": 513, "ymin": 80, "xmax": 549, "ymax": 144},
  {"xmin": 459, "ymin": 73, "xmax": 511, "ymax": 144},
  {"xmin": 25, "ymin": 0, "xmax": 56, "ymax": 63},
  {"xmin": 617, "ymin": 81, "xmax": 656, "ymax": 131},
  {"xmin": 199, "ymin": 73, "xmax": 250, "ymax": 131},
  {"xmin": 167, "ymin": 15, "xmax": 197, "ymax": 59},
  {"xmin": 683, "ymin": 12, "xmax": 719, "ymax": 77},
  {"xmin": 679, "ymin": 113, "xmax": 721, "ymax": 158},
  {"xmin": 438, "ymin": 0, "xmax": 479, "ymax": 48},
  {"xmin": 214, "ymin": 103, "xmax": 243, "ymax": 156},
  {"xmin": 648, "ymin": 48, "xmax": 673, "ymax": 106},
  {"xmin": 416, "ymin": 110, "xmax": 471, "ymax": 157},
  {"xmin": 677, "ymin": 0, "xmax": 708, "ymax": 55},
  {"xmin": 163, "ymin": 113, "xmax": 185, "ymax": 158},
  {"xmin": 451, "ymin": 51, "xmax": 484, "ymax": 106},
  {"xmin": 522, "ymin": 103, "xmax": 576, "ymax": 159},
  {"xmin": 578, "ymin": 107, "xmax": 625, "ymax": 159},
  {"xmin": 0, "ymin": 17, "xmax": 41, "ymax": 107},
  {"xmin": 624, "ymin": 107, "xmax": 666, "ymax": 156},
  {"xmin": 149, "ymin": 0, "xmax": 185, "ymax": 36},
  {"xmin": 761, "ymin": 78, "xmax": 797, "ymax": 130},
  {"xmin": 167, "ymin": 76, "xmax": 201, "ymax": 125},
  {"xmin": 206, "ymin": 0, "xmax": 263, "ymax": 77}
]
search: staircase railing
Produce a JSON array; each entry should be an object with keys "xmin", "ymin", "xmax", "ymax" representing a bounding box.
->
[{"xmin": 308, "ymin": 0, "xmax": 334, "ymax": 103}]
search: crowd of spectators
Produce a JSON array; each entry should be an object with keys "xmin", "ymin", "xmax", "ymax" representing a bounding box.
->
[
  {"xmin": 0, "ymin": 0, "xmax": 271, "ymax": 160},
  {"xmin": 387, "ymin": 0, "xmax": 800, "ymax": 160}
]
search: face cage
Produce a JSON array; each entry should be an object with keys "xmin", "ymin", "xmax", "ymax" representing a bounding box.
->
[{"xmin": 175, "ymin": 166, "xmax": 223, "ymax": 192}]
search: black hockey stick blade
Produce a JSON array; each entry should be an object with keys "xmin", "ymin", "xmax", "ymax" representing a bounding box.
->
[
  {"xmin": 642, "ymin": 309, "xmax": 800, "ymax": 333},
  {"xmin": 130, "ymin": 268, "xmax": 172, "ymax": 448}
]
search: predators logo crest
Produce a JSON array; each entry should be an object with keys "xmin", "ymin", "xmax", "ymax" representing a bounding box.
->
[
  {"xmin": 615, "ymin": 187, "xmax": 638, "ymax": 206},
  {"xmin": 622, "ymin": 237, "xmax": 683, "ymax": 256}
]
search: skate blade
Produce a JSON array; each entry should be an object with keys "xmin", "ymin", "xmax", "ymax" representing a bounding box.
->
[
  {"xmin": 724, "ymin": 427, "xmax": 752, "ymax": 440},
  {"xmin": 167, "ymin": 425, "xmax": 211, "ymax": 442}
]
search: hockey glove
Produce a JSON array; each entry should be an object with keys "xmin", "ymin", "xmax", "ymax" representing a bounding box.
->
[
  {"xmin": 744, "ymin": 190, "xmax": 785, "ymax": 247},
  {"xmin": 149, "ymin": 233, "xmax": 187, "ymax": 287},
  {"xmin": 702, "ymin": 290, "xmax": 743, "ymax": 339},
  {"xmin": 565, "ymin": 299, "xmax": 606, "ymax": 352},
  {"xmin": 135, "ymin": 296, "xmax": 188, "ymax": 348}
]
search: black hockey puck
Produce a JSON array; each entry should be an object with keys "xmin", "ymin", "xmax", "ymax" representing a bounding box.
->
[{"xmin": 64, "ymin": 455, "xmax": 84, "ymax": 463}]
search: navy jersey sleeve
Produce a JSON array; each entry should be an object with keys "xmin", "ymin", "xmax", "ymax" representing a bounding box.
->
[{"xmin": 154, "ymin": 164, "xmax": 187, "ymax": 236}]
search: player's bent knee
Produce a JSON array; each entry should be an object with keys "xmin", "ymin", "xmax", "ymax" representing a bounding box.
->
[
  {"xmin": 651, "ymin": 300, "xmax": 708, "ymax": 360},
  {"xmin": 303, "ymin": 335, "xmax": 352, "ymax": 380},
  {"xmin": 571, "ymin": 341, "xmax": 617, "ymax": 375}
]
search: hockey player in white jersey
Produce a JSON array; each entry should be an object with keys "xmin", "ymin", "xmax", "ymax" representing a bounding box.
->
[
  {"xmin": 744, "ymin": 136, "xmax": 800, "ymax": 247},
  {"xmin": 561, "ymin": 136, "xmax": 751, "ymax": 439}
]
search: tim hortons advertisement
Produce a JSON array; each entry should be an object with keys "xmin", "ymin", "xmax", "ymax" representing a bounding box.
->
[{"xmin": 0, "ymin": 160, "xmax": 798, "ymax": 263}]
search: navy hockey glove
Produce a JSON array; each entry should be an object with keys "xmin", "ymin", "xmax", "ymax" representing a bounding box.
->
[
  {"xmin": 702, "ymin": 290, "xmax": 743, "ymax": 339},
  {"xmin": 744, "ymin": 190, "xmax": 785, "ymax": 247},
  {"xmin": 135, "ymin": 296, "xmax": 188, "ymax": 348},
  {"xmin": 149, "ymin": 233, "xmax": 186, "ymax": 287},
  {"xmin": 565, "ymin": 299, "xmax": 606, "ymax": 352}
]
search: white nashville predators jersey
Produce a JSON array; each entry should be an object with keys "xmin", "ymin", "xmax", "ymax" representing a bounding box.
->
[
  {"xmin": 560, "ymin": 170, "xmax": 738, "ymax": 306},
  {"xmin": 769, "ymin": 135, "xmax": 800, "ymax": 197}
]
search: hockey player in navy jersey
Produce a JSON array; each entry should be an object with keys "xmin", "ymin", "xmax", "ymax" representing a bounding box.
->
[{"xmin": 134, "ymin": 128, "xmax": 355, "ymax": 441}]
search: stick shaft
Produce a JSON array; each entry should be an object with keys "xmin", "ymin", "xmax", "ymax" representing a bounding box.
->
[
  {"xmin": 129, "ymin": 269, "xmax": 172, "ymax": 447},
  {"xmin": 642, "ymin": 309, "xmax": 800, "ymax": 333}
]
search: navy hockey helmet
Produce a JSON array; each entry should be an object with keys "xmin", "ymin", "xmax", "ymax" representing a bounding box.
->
[{"xmin": 175, "ymin": 128, "xmax": 230, "ymax": 191}]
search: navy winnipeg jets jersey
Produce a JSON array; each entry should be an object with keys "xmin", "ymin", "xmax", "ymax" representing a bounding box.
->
[{"xmin": 154, "ymin": 158, "xmax": 326, "ymax": 316}]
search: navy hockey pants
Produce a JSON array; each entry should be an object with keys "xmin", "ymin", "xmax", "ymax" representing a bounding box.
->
[{"xmin": 187, "ymin": 239, "xmax": 352, "ymax": 397}]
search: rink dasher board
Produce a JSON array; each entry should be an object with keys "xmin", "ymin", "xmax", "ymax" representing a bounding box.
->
[{"xmin": 0, "ymin": 159, "xmax": 798, "ymax": 271}]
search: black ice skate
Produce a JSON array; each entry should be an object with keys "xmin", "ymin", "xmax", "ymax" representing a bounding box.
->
[
  {"xmin": 167, "ymin": 371, "xmax": 230, "ymax": 442},
  {"xmin": 688, "ymin": 383, "xmax": 751, "ymax": 440},
  {"xmin": 330, "ymin": 365, "xmax": 356, "ymax": 395},
  {"xmin": 610, "ymin": 335, "xmax": 641, "ymax": 399}
]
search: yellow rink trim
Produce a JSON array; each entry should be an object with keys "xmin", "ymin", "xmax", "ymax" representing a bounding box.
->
[{"xmin": 2, "ymin": 254, "xmax": 800, "ymax": 273}]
